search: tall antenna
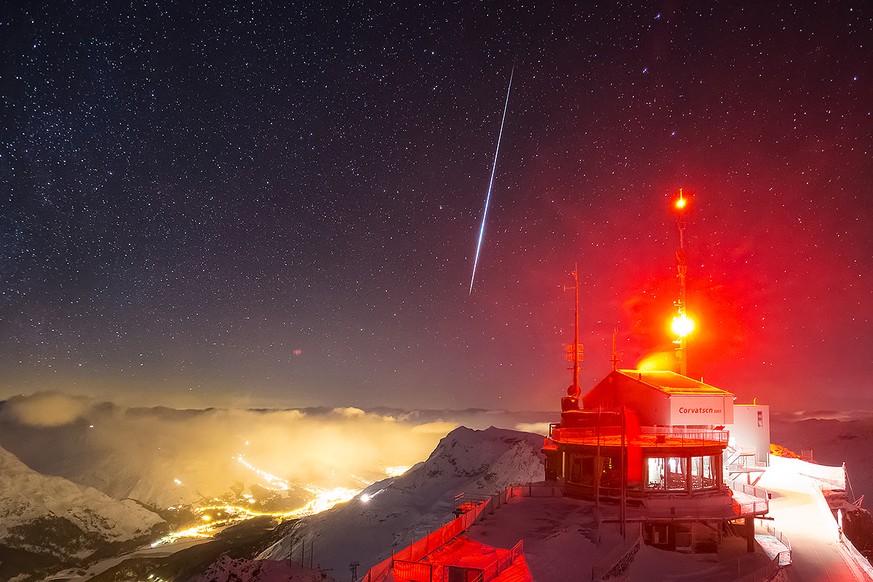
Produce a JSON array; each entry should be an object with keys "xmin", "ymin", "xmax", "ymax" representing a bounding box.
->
[
  {"xmin": 564, "ymin": 266, "xmax": 582, "ymax": 397},
  {"xmin": 611, "ymin": 327, "xmax": 622, "ymax": 371},
  {"xmin": 671, "ymin": 189, "xmax": 694, "ymax": 375}
]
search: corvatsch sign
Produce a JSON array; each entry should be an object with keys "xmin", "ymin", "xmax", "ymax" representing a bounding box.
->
[{"xmin": 669, "ymin": 395, "xmax": 734, "ymax": 425}]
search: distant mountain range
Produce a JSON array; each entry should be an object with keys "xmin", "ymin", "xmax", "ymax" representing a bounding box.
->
[{"xmin": 0, "ymin": 446, "xmax": 166, "ymax": 581}]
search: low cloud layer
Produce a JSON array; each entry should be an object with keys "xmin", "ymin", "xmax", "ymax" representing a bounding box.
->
[
  {"xmin": 1, "ymin": 392, "xmax": 92, "ymax": 427},
  {"xmin": 0, "ymin": 393, "xmax": 550, "ymax": 509}
]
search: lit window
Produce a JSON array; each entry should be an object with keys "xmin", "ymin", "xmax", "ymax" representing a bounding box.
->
[
  {"xmin": 646, "ymin": 457, "xmax": 665, "ymax": 490},
  {"xmin": 690, "ymin": 455, "xmax": 717, "ymax": 490},
  {"xmin": 666, "ymin": 457, "xmax": 686, "ymax": 491}
]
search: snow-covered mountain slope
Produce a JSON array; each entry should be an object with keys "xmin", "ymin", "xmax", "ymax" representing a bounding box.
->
[
  {"xmin": 256, "ymin": 426, "xmax": 545, "ymax": 577},
  {"xmin": 0, "ymin": 446, "xmax": 165, "ymax": 563},
  {"xmin": 192, "ymin": 554, "xmax": 337, "ymax": 582}
]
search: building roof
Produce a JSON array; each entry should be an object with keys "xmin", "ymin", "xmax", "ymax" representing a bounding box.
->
[{"xmin": 616, "ymin": 369, "xmax": 733, "ymax": 397}]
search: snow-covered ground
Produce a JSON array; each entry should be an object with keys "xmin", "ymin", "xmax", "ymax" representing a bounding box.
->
[
  {"xmin": 756, "ymin": 456, "xmax": 868, "ymax": 581},
  {"xmin": 0, "ymin": 446, "xmax": 164, "ymax": 555},
  {"xmin": 258, "ymin": 426, "xmax": 546, "ymax": 576},
  {"xmin": 461, "ymin": 493, "xmax": 774, "ymax": 582}
]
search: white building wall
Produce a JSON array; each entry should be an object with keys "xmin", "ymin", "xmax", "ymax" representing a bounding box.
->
[
  {"xmin": 728, "ymin": 404, "xmax": 770, "ymax": 466},
  {"xmin": 668, "ymin": 394, "xmax": 735, "ymax": 426}
]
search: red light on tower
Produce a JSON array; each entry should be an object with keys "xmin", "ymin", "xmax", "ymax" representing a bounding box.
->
[
  {"xmin": 671, "ymin": 313, "xmax": 695, "ymax": 338},
  {"xmin": 673, "ymin": 188, "xmax": 688, "ymax": 212},
  {"xmin": 671, "ymin": 187, "xmax": 691, "ymax": 375}
]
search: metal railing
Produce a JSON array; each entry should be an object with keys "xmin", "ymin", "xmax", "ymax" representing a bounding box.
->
[
  {"xmin": 730, "ymin": 482, "xmax": 770, "ymax": 516},
  {"xmin": 591, "ymin": 524, "xmax": 643, "ymax": 581},
  {"xmin": 359, "ymin": 484, "xmax": 544, "ymax": 582},
  {"xmin": 839, "ymin": 530, "xmax": 873, "ymax": 581},
  {"xmin": 640, "ymin": 426, "xmax": 730, "ymax": 444},
  {"xmin": 730, "ymin": 555, "xmax": 781, "ymax": 582},
  {"xmin": 550, "ymin": 425, "xmax": 728, "ymax": 447},
  {"xmin": 475, "ymin": 539, "xmax": 524, "ymax": 582},
  {"xmin": 758, "ymin": 522, "xmax": 791, "ymax": 567}
]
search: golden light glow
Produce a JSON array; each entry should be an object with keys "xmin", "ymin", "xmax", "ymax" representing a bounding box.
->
[
  {"xmin": 235, "ymin": 454, "xmax": 291, "ymax": 491},
  {"xmin": 151, "ymin": 485, "xmax": 363, "ymax": 547},
  {"xmin": 636, "ymin": 352, "xmax": 675, "ymax": 371},
  {"xmin": 150, "ymin": 451, "xmax": 368, "ymax": 548},
  {"xmin": 671, "ymin": 313, "xmax": 695, "ymax": 337},
  {"xmin": 290, "ymin": 486, "xmax": 359, "ymax": 516},
  {"xmin": 384, "ymin": 465, "xmax": 410, "ymax": 477}
]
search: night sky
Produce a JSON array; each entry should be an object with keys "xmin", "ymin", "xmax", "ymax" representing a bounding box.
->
[{"xmin": 1, "ymin": 1, "xmax": 871, "ymax": 412}]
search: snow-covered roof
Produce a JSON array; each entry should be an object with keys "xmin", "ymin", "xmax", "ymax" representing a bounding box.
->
[{"xmin": 617, "ymin": 369, "xmax": 734, "ymax": 397}]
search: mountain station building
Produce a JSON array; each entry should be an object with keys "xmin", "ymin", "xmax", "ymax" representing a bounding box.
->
[{"xmin": 543, "ymin": 369, "xmax": 771, "ymax": 552}]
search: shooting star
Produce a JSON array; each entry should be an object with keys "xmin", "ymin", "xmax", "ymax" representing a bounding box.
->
[{"xmin": 469, "ymin": 65, "xmax": 514, "ymax": 294}]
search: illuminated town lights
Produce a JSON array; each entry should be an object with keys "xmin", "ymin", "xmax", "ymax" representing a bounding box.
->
[
  {"xmin": 671, "ymin": 313, "xmax": 695, "ymax": 338},
  {"xmin": 235, "ymin": 454, "xmax": 291, "ymax": 491}
]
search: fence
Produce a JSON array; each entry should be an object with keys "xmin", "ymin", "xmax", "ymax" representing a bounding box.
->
[
  {"xmin": 757, "ymin": 522, "xmax": 791, "ymax": 567},
  {"xmin": 393, "ymin": 560, "xmax": 433, "ymax": 581},
  {"xmin": 729, "ymin": 482, "xmax": 770, "ymax": 516},
  {"xmin": 359, "ymin": 484, "xmax": 547, "ymax": 582},
  {"xmin": 550, "ymin": 425, "xmax": 728, "ymax": 447},
  {"xmin": 640, "ymin": 426, "xmax": 729, "ymax": 444},
  {"xmin": 839, "ymin": 531, "xmax": 873, "ymax": 581},
  {"xmin": 449, "ymin": 539, "xmax": 525, "ymax": 582},
  {"xmin": 730, "ymin": 555, "xmax": 782, "ymax": 582},
  {"xmin": 591, "ymin": 525, "xmax": 642, "ymax": 581},
  {"xmin": 358, "ymin": 501, "xmax": 490, "ymax": 582}
]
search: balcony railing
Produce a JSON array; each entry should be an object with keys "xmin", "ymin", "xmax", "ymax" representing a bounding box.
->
[{"xmin": 550, "ymin": 425, "xmax": 728, "ymax": 448}]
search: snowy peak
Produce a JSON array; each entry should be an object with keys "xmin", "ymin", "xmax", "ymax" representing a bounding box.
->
[
  {"xmin": 0, "ymin": 446, "xmax": 165, "ymax": 560},
  {"xmin": 396, "ymin": 426, "xmax": 545, "ymax": 498},
  {"xmin": 258, "ymin": 426, "xmax": 545, "ymax": 577}
]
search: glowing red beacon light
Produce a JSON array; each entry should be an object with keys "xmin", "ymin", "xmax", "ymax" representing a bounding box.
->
[{"xmin": 673, "ymin": 188, "xmax": 688, "ymax": 212}]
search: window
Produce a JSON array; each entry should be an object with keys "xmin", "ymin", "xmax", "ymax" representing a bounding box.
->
[
  {"xmin": 646, "ymin": 457, "xmax": 665, "ymax": 490},
  {"xmin": 600, "ymin": 454, "xmax": 620, "ymax": 488},
  {"xmin": 690, "ymin": 455, "xmax": 717, "ymax": 490},
  {"xmin": 665, "ymin": 457, "xmax": 686, "ymax": 491},
  {"xmin": 570, "ymin": 456, "xmax": 582, "ymax": 483},
  {"xmin": 757, "ymin": 410, "xmax": 764, "ymax": 428},
  {"xmin": 646, "ymin": 456, "xmax": 689, "ymax": 491}
]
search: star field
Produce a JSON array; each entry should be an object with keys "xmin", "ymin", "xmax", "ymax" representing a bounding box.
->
[{"xmin": 1, "ymin": 1, "xmax": 871, "ymax": 411}]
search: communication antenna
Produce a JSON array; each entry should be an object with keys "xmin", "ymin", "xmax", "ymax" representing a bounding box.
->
[
  {"xmin": 671, "ymin": 189, "xmax": 694, "ymax": 375},
  {"xmin": 563, "ymin": 266, "xmax": 582, "ymax": 397},
  {"xmin": 611, "ymin": 327, "xmax": 622, "ymax": 371}
]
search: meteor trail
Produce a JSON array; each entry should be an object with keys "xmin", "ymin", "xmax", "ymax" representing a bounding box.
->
[{"xmin": 469, "ymin": 65, "xmax": 514, "ymax": 294}]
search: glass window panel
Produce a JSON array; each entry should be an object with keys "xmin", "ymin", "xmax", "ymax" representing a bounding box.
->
[
  {"xmin": 666, "ymin": 457, "xmax": 686, "ymax": 491},
  {"xmin": 691, "ymin": 456, "xmax": 703, "ymax": 489},
  {"xmin": 646, "ymin": 457, "xmax": 665, "ymax": 490},
  {"xmin": 703, "ymin": 455, "xmax": 716, "ymax": 488}
]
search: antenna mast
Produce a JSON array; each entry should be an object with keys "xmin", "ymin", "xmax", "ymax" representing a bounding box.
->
[
  {"xmin": 611, "ymin": 327, "xmax": 622, "ymax": 371},
  {"xmin": 564, "ymin": 266, "xmax": 582, "ymax": 398},
  {"xmin": 671, "ymin": 189, "xmax": 693, "ymax": 376}
]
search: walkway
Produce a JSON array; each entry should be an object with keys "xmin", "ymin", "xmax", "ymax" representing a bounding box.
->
[{"xmin": 757, "ymin": 468, "xmax": 866, "ymax": 581}]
